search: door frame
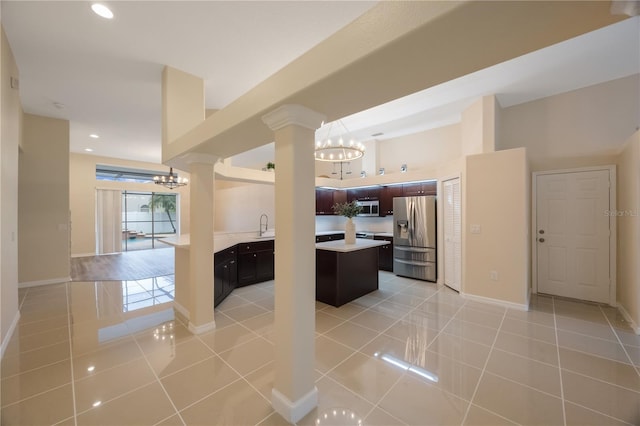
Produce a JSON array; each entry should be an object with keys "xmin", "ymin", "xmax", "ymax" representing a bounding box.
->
[
  {"xmin": 441, "ymin": 175, "xmax": 462, "ymax": 292},
  {"xmin": 531, "ymin": 165, "xmax": 617, "ymax": 306},
  {"xmin": 438, "ymin": 173, "xmax": 463, "ymax": 290}
]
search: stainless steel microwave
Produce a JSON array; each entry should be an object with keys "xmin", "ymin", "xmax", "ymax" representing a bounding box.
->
[{"xmin": 356, "ymin": 200, "xmax": 379, "ymax": 216}]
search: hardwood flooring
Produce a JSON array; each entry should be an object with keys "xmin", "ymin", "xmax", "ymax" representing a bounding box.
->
[{"xmin": 71, "ymin": 248, "xmax": 174, "ymax": 281}]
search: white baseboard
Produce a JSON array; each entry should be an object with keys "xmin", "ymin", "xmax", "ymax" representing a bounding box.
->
[
  {"xmin": 71, "ymin": 252, "xmax": 96, "ymax": 258},
  {"xmin": 1, "ymin": 310, "xmax": 20, "ymax": 359},
  {"xmin": 173, "ymin": 301, "xmax": 190, "ymax": 321},
  {"xmin": 188, "ymin": 320, "xmax": 216, "ymax": 335},
  {"xmin": 616, "ymin": 303, "xmax": 640, "ymax": 335},
  {"xmin": 461, "ymin": 292, "xmax": 529, "ymax": 311},
  {"xmin": 272, "ymin": 386, "xmax": 318, "ymax": 424},
  {"xmin": 19, "ymin": 277, "xmax": 71, "ymax": 289}
]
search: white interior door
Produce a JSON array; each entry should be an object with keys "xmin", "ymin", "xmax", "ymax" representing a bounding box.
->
[
  {"xmin": 536, "ymin": 170, "xmax": 610, "ymax": 303},
  {"xmin": 443, "ymin": 178, "xmax": 461, "ymax": 291}
]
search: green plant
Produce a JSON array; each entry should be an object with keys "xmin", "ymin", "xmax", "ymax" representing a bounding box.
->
[
  {"xmin": 332, "ymin": 201, "xmax": 362, "ymax": 218},
  {"xmin": 266, "ymin": 162, "xmax": 275, "ymax": 170},
  {"xmin": 149, "ymin": 193, "xmax": 177, "ymax": 233}
]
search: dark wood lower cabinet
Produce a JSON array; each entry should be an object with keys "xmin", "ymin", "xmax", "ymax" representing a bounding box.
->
[
  {"xmin": 315, "ymin": 233, "xmax": 344, "ymax": 243},
  {"xmin": 375, "ymin": 236, "xmax": 394, "ymax": 271},
  {"xmin": 214, "ymin": 246, "xmax": 237, "ymax": 307},
  {"xmin": 237, "ymin": 240, "xmax": 275, "ymax": 286},
  {"xmin": 316, "ymin": 246, "xmax": 379, "ymax": 307}
]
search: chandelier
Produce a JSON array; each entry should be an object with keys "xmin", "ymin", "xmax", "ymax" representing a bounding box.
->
[
  {"xmin": 153, "ymin": 167, "xmax": 188, "ymax": 190},
  {"xmin": 314, "ymin": 120, "xmax": 365, "ymax": 162}
]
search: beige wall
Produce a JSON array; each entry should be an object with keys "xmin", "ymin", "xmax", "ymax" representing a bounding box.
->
[
  {"xmin": 377, "ymin": 124, "xmax": 461, "ymax": 177},
  {"xmin": 616, "ymin": 131, "xmax": 640, "ymax": 331},
  {"xmin": 214, "ymin": 180, "xmax": 275, "ymax": 233},
  {"xmin": 500, "ymin": 74, "xmax": 640, "ymax": 170},
  {"xmin": 461, "ymin": 96, "xmax": 497, "ymax": 156},
  {"xmin": 69, "ymin": 154, "xmax": 190, "ymax": 256},
  {"xmin": 464, "ymin": 148, "xmax": 529, "ymax": 307},
  {"xmin": 19, "ymin": 114, "xmax": 70, "ymax": 285},
  {"xmin": 1, "ymin": 26, "xmax": 21, "ymax": 347}
]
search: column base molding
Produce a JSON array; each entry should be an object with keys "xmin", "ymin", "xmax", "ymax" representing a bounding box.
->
[
  {"xmin": 271, "ymin": 386, "xmax": 318, "ymax": 424},
  {"xmin": 187, "ymin": 320, "xmax": 216, "ymax": 334}
]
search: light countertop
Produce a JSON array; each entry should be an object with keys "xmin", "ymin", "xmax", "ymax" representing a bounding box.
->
[
  {"xmin": 374, "ymin": 232, "xmax": 394, "ymax": 238},
  {"xmin": 316, "ymin": 238, "xmax": 390, "ymax": 253},
  {"xmin": 159, "ymin": 232, "xmax": 275, "ymax": 252},
  {"xmin": 315, "ymin": 230, "xmax": 345, "ymax": 236},
  {"xmin": 160, "ymin": 230, "xmax": 389, "ymax": 253}
]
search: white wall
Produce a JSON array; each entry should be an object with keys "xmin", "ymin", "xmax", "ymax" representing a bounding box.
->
[
  {"xmin": 214, "ymin": 180, "xmax": 275, "ymax": 233},
  {"xmin": 19, "ymin": 114, "xmax": 70, "ymax": 285},
  {"xmin": 1, "ymin": 26, "xmax": 21, "ymax": 351},
  {"xmin": 500, "ymin": 74, "xmax": 640, "ymax": 170},
  {"xmin": 315, "ymin": 215, "xmax": 393, "ymax": 234},
  {"xmin": 616, "ymin": 131, "xmax": 640, "ymax": 332}
]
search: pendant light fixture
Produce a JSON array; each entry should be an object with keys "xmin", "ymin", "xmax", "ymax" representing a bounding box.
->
[
  {"xmin": 153, "ymin": 167, "xmax": 188, "ymax": 190},
  {"xmin": 314, "ymin": 120, "xmax": 365, "ymax": 162}
]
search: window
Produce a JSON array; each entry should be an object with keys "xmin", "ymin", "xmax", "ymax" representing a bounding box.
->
[
  {"xmin": 122, "ymin": 191, "xmax": 179, "ymax": 251},
  {"xmin": 96, "ymin": 165, "xmax": 167, "ymax": 183}
]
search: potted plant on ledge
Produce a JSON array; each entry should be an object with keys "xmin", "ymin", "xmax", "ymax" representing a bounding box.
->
[
  {"xmin": 266, "ymin": 162, "xmax": 275, "ymax": 172},
  {"xmin": 332, "ymin": 201, "xmax": 362, "ymax": 244}
]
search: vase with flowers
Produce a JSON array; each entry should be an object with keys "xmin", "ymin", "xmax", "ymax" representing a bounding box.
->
[{"xmin": 332, "ymin": 201, "xmax": 362, "ymax": 244}]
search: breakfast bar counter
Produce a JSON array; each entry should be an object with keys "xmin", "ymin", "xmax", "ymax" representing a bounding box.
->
[{"xmin": 315, "ymin": 239, "xmax": 390, "ymax": 307}]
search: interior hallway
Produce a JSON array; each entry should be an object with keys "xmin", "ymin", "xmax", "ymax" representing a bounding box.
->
[{"xmin": 2, "ymin": 271, "xmax": 639, "ymax": 425}]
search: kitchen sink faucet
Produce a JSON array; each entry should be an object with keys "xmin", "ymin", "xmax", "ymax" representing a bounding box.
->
[{"xmin": 259, "ymin": 213, "xmax": 268, "ymax": 236}]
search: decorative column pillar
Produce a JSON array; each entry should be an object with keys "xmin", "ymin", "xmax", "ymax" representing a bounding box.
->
[
  {"xmin": 161, "ymin": 66, "xmax": 215, "ymax": 333},
  {"xmin": 262, "ymin": 105, "xmax": 325, "ymax": 423},
  {"xmin": 186, "ymin": 155, "xmax": 217, "ymax": 334}
]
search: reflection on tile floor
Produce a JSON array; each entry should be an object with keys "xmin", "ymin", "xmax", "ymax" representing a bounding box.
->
[{"xmin": 3, "ymin": 272, "xmax": 640, "ymax": 425}]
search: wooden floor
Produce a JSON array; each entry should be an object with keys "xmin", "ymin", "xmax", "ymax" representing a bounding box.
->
[{"xmin": 71, "ymin": 248, "xmax": 174, "ymax": 281}]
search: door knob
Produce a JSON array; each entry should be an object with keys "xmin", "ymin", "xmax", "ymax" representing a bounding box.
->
[
  {"xmin": 538, "ymin": 230, "xmax": 545, "ymax": 234},
  {"xmin": 539, "ymin": 238, "xmax": 545, "ymax": 243}
]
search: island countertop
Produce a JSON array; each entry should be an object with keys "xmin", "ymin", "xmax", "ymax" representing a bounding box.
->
[{"xmin": 315, "ymin": 238, "xmax": 390, "ymax": 253}]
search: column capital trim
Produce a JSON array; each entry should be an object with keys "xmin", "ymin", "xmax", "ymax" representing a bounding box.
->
[
  {"xmin": 170, "ymin": 153, "xmax": 221, "ymax": 172},
  {"xmin": 262, "ymin": 104, "xmax": 326, "ymax": 132}
]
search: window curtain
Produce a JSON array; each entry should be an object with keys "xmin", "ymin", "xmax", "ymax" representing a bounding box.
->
[{"xmin": 96, "ymin": 189, "xmax": 122, "ymax": 254}]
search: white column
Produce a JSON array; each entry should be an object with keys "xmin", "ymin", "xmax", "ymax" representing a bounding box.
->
[
  {"xmin": 161, "ymin": 66, "xmax": 214, "ymax": 333},
  {"xmin": 262, "ymin": 105, "xmax": 325, "ymax": 423},
  {"xmin": 186, "ymin": 156, "xmax": 217, "ymax": 334}
]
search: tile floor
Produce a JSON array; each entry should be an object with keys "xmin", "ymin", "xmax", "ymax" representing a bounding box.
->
[{"xmin": 2, "ymin": 272, "xmax": 640, "ymax": 425}]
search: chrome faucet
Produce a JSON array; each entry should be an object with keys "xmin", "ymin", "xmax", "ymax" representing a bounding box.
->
[{"xmin": 259, "ymin": 213, "xmax": 268, "ymax": 236}]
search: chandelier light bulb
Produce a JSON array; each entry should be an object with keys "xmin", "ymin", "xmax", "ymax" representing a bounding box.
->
[{"xmin": 314, "ymin": 119, "xmax": 365, "ymax": 162}]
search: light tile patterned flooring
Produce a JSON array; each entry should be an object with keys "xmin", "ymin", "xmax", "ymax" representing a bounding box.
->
[{"xmin": 2, "ymin": 271, "xmax": 640, "ymax": 425}]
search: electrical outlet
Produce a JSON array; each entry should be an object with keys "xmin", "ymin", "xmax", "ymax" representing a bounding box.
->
[
  {"xmin": 471, "ymin": 224, "xmax": 481, "ymax": 234},
  {"xmin": 490, "ymin": 270, "xmax": 498, "ymax": 281}
]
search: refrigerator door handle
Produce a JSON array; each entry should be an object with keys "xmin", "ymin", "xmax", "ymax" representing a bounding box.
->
[
  {"xmin": 395, "ymin": 246, "xmax": 434, "ymax": 253},
  {"xmin": 395, "ymin": 259, "xmax": 430, "ymax": 267}
]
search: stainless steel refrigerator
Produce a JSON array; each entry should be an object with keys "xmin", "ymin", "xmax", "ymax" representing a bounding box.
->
[{"xmin": 393, "ymin": 196, "xmax": 437, "ymax": 282}]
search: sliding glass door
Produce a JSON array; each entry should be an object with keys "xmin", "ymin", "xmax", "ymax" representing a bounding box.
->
[{"xmin": 122, "ymin": 191, "xmax": 178, "ymax": 251}]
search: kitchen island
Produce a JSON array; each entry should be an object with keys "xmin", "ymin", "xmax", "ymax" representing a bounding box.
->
[{"xmin": 315, "ymin": 239, "xmax": 390, "ymax": 307}]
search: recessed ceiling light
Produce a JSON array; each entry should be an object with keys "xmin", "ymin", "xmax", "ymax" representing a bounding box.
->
[
  {"xmin": 91, "ymin": 3, "xmax": 114, "ymax": 19},
  {"xmin": 89, "ymin": 134, "xmax": 99, "ymax": 139},
  {"xmin": 84, "ymin": 148, "xmax": 94, "ymax": 152}
]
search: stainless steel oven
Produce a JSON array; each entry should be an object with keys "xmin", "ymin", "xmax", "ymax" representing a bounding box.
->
[{"xmin": 356, "ymin": 200, "xmax": 379, "ymax": 217}]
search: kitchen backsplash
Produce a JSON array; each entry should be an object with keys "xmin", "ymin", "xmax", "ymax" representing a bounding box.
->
[{"xmin": 315, "ymin": 215, "xmax": 393, "ymax": 233}]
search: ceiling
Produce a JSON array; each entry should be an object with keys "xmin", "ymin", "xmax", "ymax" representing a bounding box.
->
[{"xmin": 2, "ymin": 2, "xmax": 639, "ymax": 167}]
